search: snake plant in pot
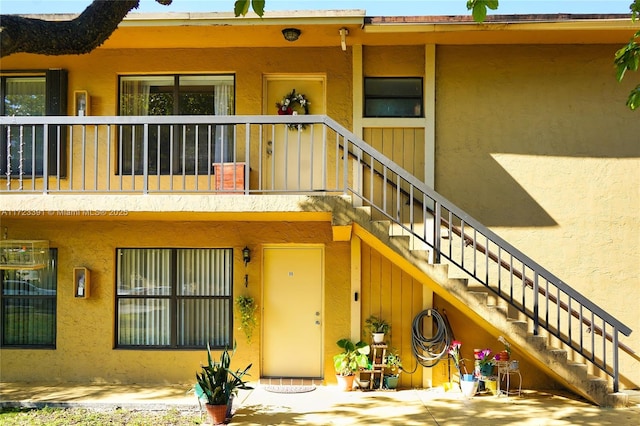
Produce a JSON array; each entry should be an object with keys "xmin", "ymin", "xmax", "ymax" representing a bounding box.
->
[
  {"xmin": 333, "ymin": 338, "xmax": 370, "ymax": 391},
  {"xmin": 194, "ymin": 343, "xmax": 253, "ymax": 424}
]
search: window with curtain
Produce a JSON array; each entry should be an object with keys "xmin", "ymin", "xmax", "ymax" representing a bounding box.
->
[
  {"xmin": 1, "ymin": 249, "xmax": 57, "ymax": 347},
  {"xmin": 1, "ymin": 76, "xmax": 45, "ymax": 175},
  {"xmin": 118, "ymin": 75, "xmax": 235, "ymax": 175},
  {"xmin": 115, "ymin": 248, "xmax": 233, "ymax": 349}
]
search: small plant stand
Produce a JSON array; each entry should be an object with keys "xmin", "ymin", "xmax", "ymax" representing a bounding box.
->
[
  {"xmin": 496, "ymin": 360, "xmax": 522, "ymax": 397},
  {"xmin": 358, "ymin": 343, "xmax": 387, "ymax": 390}
]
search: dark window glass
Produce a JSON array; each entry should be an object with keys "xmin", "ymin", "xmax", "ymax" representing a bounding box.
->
[
  {"xmin": 364, "ymin": 77, "xmax": 423, "ymax": 118},
  {"xmin": 1, "ymin": 249, "xmax": 57, "ymax": 347}
]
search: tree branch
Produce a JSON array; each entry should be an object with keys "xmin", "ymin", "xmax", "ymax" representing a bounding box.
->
[{"xmin": 0, "ymin": 0, "xmax": 152, "ymax": 57}]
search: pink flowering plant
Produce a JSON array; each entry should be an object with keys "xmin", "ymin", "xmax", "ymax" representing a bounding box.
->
[
  {"xmin": 477, "ymin": 348, "xmax": 494, "ymax": 367},
  {"xmin": 448, "ymin": 340, "xmax": 468, "ymax": 375}
]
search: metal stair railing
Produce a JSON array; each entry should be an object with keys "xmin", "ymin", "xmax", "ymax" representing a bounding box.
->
[
  {"xmin": 319, "ymin": 116, "xmax": 633, "ymax": 393},
  {"xmin": 1, "ymin": 114, "xmax": 633, "ymax": 392}
]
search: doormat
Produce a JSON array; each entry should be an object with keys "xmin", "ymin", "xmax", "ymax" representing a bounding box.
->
[{"xmin": 264, "ymin": 385, "xmax": 316, "ymax": 394}]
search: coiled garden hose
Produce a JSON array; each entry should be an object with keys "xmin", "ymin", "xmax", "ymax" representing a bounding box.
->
[{"xmin": 404, "ymin": 308, "xmax": 452, "ymax": 373}]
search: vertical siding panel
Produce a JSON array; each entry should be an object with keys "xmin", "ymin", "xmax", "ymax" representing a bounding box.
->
[
  {"xmin": 390, "ymin": 262, "xmax": 403, "ymax": 352},
  {"xmin": 361, "ymin": 242, "xmax": 427, "ymax": 388},
  {"xmin": 360, "ymin": 244, "xmax": 372, "ymax": 340},
  {"xmin": 380, "ymin": 255, "xmax": 392, "ymax": 320},
  {"xmin": 368, "ymin": 249, "xmax": 382, "ymax": 320}
]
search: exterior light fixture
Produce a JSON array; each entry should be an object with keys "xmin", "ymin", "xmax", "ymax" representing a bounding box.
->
[
  {"xmin": 243, "ymin": 246, "xmax": 251, "ymax": 266},
  {"xmin": 282, "ymin": 28, "xmax": 301, "ymax": 42}
]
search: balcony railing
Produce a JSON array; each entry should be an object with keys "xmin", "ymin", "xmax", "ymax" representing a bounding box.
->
[{"xmin": 1, "ymin": 114, "xmax": 632, "ymax": 393}]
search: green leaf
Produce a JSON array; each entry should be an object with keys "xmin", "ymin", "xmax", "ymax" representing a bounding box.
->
[
  {"xmin": 627, "ymin": 85, "xmax": 640, "ymax": 110},
  {"xmin": 486, "ymin": 0, "xmax": 500, "ymax": 10},
  {"xmin": 632, "ymin": 0, "xmax": 640, "ymax": 21},
  {"xmin": 467, "ymin": 0, "xmax": 499, "ymax": 23},
  {"xmin": 472, "ymin": 3, "xmax": 488, "ymax": 23},
  {"xmin": 252, "ymin": 0, "xmax": 266, "ymax": 17},
  {"xmin": 234, "ymin": 0, "xmax": 250, "ymax": 17}
]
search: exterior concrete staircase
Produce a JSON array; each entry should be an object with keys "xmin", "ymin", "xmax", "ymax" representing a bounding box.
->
[{"xmin": 323, "ymin": 196, "xmax": 631, "ymax": 407}]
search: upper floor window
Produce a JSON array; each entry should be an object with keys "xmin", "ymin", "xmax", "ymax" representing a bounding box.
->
[
  {"xmin": 364, "ymin": 77, "xmax": 423, "ymax": 118},
  {"xmin": 115, "ymin": 248, "xmax": 233, "ymax": 349},
  {"xmin": 0, "ymin": 70, "xmax": 67, "ymax": 177},
  {"xmin": 118, "ymin": 75, "xmax": 235, "ymax": 175},
  {"xmin": 1, "ymin": 249, "xmax": 58, "ymax": 348}
]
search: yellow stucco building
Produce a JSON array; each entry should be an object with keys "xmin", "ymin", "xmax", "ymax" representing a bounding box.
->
[{"xmin": 0, "ymin": 9, "xmax": 638, "ymax": 406}]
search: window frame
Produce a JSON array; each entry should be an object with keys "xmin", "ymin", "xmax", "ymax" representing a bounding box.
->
[
  {"xmin": 0, "ymin": 248, "xmax": 58, "ymax": 349},
  {"xmin": 116, "ymin": 74, "xmax": 236, "ymax": 175},
  {"xmin": 364, "ymin": 77, "xmax": 424, "ymax": 118},
  {"xmin": 114, "ymin": 247, "xmax": 234, "ymax": 350},
  {"xmin": 0, "ymin": 69, "xmax": 68, "ymax": 177}
]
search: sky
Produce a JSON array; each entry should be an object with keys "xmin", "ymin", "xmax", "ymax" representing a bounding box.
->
[{"xmin": 0, "ymin": 0, "xmax": 633, "ymax": 16}]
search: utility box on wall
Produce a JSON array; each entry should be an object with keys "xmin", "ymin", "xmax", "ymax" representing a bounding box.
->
[
  {"xmin": 0, "ymin": 240, "xmax": 49, "ymax": 270},
  {"xmin": 74, "ymin": 267, "xmax": 90, "ymax": 298}
]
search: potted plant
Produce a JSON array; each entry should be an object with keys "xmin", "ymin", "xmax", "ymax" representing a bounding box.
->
[
  {"xmin": 383, "ymin": 348, "xmax": 403, "ymax": 389},
  {"xmin": 194, "ymin": 343, "xmax": 253, "ymax": 425},
  {"xmin": 333, "ymin": 338, "xmax": 370, "ymax": 391},
  {"xmin": 495, "ymin": 335, "xmax": 511, "ymax": 361},
  {"xmin": 364, "ymin": 315, "xmax": 390, "ymax": 344},
  {"xmin": 475, "ymin": 348, "xmax": 494, "ymax": 377}
]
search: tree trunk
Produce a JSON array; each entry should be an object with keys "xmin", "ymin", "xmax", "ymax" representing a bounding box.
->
[{"xmin": 0, "ymin": 0, "xmax": 149, "ymax": 57}]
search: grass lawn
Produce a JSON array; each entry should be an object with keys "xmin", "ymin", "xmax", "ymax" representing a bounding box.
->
[{"xmin": 0, "ymin": 407, "xmax": 205, "ymax": 425}]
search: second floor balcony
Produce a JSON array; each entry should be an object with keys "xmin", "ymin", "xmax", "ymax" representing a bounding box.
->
[{"xmin": 1, "ymin": 115, "xmax": 357, "ymax": 196}]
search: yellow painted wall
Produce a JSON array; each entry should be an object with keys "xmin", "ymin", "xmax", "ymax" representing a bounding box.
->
[
  {"xmin": 434, "ymin": 44, "xmax": 640, "ymax": 387},
  {"xmin": 1, "ymin": 25, "xmax": 638, "ymax": 389},
  {"xmin": 360, "ymin": 243, "xmax": 424, "ymax": 389},
  {"xmin": 0, "ymin": 219, "xmax": 350, "ymax": 384}
]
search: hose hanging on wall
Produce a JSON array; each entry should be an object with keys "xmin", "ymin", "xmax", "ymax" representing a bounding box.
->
[{"xmin": 404, "ymin": 308, "xmax": 453, "ymax": 373}]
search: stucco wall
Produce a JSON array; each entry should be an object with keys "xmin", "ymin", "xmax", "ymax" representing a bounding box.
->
[
  {"xmin": 0, "ymin": 219, "xmax": 350, "ymax": 384},
  {"xmin": 0, "ymin": 47, "xmax": 352, "ymax": 129},
  {"xmin": 435, "ymin": 44, "xmax": 640, "ymax": 386}
]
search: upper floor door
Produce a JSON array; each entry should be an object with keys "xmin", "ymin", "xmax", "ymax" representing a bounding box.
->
[{"xmin": 262, "ymin": 75, "xmax": 326, "ymax": 192}]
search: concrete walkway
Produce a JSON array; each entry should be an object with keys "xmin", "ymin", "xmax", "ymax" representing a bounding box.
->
[{"xmin": 1, "ymin": 382, "xmax": 639, "ymax": 425}]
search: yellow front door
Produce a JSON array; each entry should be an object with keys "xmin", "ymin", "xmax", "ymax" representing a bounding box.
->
[
  {"xmin": 262, "ymin": 245, "xmax": 324, "ymax": 378},
  {"xmin": 263, "ymin": 76, "xmax": 326, "ymax": 191}
]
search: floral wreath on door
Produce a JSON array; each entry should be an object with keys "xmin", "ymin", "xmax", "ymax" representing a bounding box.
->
[{"xmin": 276, "ymin": 89, "xmax": 310, "ymax": 129}]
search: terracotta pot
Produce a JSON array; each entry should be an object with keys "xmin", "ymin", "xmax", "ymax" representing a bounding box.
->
[
  {"xmin": 205, "ymin": 403, "xmax": 228, "ymax": 425},
  {"xmin": 497, "ymin": 350, "xmax": 510, "ymax": 361},
  {"xmin": 336, "ymin": 374, "xmax": 355, "ymax": 391}
]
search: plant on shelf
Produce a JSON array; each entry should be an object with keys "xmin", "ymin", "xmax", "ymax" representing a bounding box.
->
[
  {"xmin": 475, "ymin": 348, "xmax": 494, "ymax": 377},
  {"xmin": 235, "ymin": 295, "xmax": 257, "ymax": 343},
  {"xmin": 495, "ymin": 335, "xmax": 511, "ymax": 361},
  {"xmin": 194, "ymin": 343, "xmax": 253, "ymax": 425},
  {"xmin": 333, "ymin": 338, "xmax": 370, "ymax": 391},
  {"xmin": 385, "ymin": 348, "xmax": 403, "ymax": 374},
  {"xmin": 364, "ymin": 315, "xmax": 391, "ymax": 343},
  {"xmin": 384, "ymin": 348, "xmax": 403, "ymax": 389}
]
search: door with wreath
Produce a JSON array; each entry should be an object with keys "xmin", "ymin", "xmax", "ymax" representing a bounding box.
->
[{"xmin": 263, "ymin": 76, "xmax": 326, "ymax": 191}]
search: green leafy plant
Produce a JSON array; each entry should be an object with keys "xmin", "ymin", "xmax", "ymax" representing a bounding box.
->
[
  {"xmin": 194, "ymin": 343, "xmax": 253, "ymax": 406},
  {"xmin": 364, "ymin": 315, "xmax": 390, "ymax": 335},
  {"xmin": 385, "ymin": 348, "xmax": 403, "ymax": 375},
  {"xmin": 235, "ymin": 295, "xmax": 257, "ymax": 343},
  {"xmin": 467, "ymin": 0, "xmax": 499, "ymax": 23},
  {"xmin": 333, "ymin": 338, "xmax": 370, "ymax": 376},
  {"xmin": 614, "ymin": 29, "xmax": 640, "ymax": 110}
]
